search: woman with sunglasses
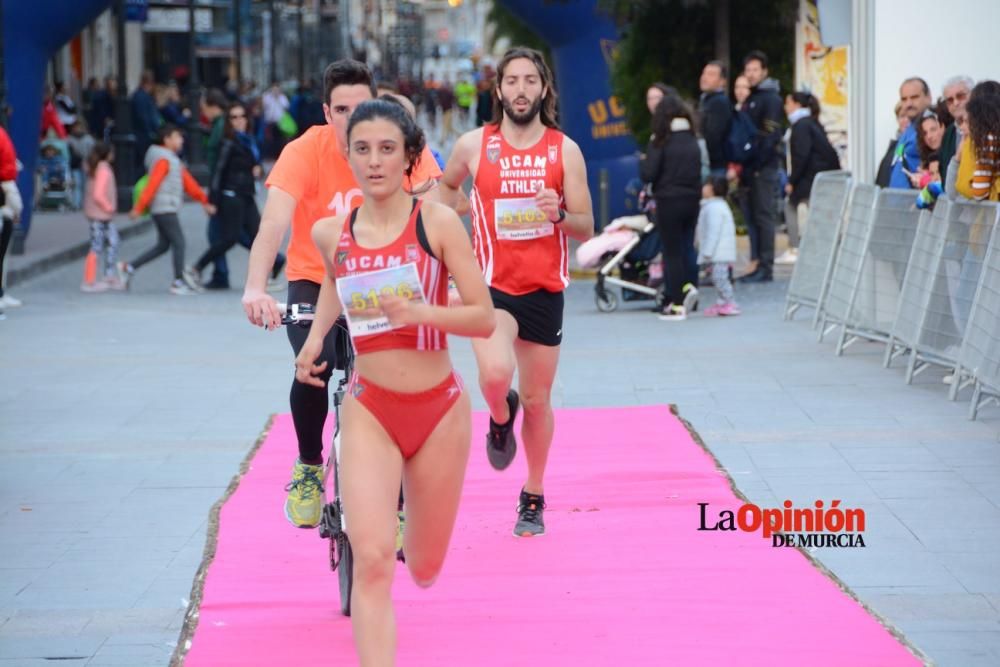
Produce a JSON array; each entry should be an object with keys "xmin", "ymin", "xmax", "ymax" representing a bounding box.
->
[{"xmin": 186, "ymin": 103, "xmax": 280, "ymax": 285}]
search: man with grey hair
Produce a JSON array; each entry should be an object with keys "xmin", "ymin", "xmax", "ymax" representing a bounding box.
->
[{"xmin": 939, "ymin": 75, "xmax": 974, "ymax": 181}]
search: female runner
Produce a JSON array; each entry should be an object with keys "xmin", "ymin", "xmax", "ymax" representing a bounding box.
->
[{"xmin": 295, "ymin": 98, "xmax": 495, "ymax": 665}]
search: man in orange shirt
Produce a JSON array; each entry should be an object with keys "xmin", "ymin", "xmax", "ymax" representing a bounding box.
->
[{"xmin": 242, "ymin": 59, "xmax": 442, "ymax": 528}]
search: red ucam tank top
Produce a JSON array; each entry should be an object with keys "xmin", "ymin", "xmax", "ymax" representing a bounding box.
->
[
  {"xmin": 470, "ymin": 124, "xmax": 568, "ymax": 295},
  {"xmin": 333, "ymin": 200, "xmax": 449, "ymax": 355}
]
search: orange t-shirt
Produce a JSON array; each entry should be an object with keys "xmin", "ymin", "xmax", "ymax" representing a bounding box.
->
[{"xmin": 266, "ymin": 125, "xmax": 443, "ymax": 284}]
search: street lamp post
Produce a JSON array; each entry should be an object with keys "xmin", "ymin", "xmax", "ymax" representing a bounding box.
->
[
  {"xmin": 111, "ymin": 0, "xmax": 137, "ymax": 212},
  {"xmin": 268, "ymin": 0, "xmax": 277, "ymax": 84},
  {"xmin": 187, "ymin": 0, "xmax": 207, "ymax": 183},
  {"xmin": 297, "ymin": 1, "xmax": 305, "ymax": 84},
  {"xmin": 233, "ymin": 0, "xmax": 242, "ymax": 84}
]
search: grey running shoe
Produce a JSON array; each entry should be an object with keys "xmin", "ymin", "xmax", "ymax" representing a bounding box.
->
[
  {"xmin": 182, "ymin": 266, "xmax": 203, "ymax": 292},
  {"xmin": 486, "ymin": 389, "xmax": 519, "ymax": 471},
  {"xmin": 513, "ymin": 489, "xmax": 546, "ymax": 537}
]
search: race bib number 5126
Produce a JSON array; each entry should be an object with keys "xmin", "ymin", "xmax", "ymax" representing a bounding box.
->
[
  {"xmin": 336, "ymin": 263, "xmax": 426, "ymax": 337},
  {"xmin": 494, "ymin": 197, "xmax": 554, "ymax": 241}
]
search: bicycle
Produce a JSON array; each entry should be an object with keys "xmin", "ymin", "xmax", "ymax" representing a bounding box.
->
[{"xmin": 279, "ymin": 302, "xmax": 404, "ymax": 617}]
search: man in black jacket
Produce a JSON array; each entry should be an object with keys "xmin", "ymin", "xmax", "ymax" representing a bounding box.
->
[
  {"xmin": 740, "ymin": 50, "xmax": 783, "ymax": 283},
  {"xmin": 698, "ymin": 60, "xmax": 732, "ymax": 177}
]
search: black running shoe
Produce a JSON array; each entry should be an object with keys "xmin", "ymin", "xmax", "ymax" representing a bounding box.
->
[
  {"xmin": 514, "ymin": 489, "xmax": 546, "ymax": 537},
  {"xmin": 486, "ymin": 389, "xmax": 519, "ymax": 471}
]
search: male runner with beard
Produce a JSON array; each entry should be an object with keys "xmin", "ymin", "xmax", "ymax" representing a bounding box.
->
[{"xmin": 439, "ymin": 47, "xmax": 594, "ymax": 537}]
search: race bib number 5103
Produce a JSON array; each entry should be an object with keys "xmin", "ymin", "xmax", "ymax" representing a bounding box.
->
[
  {"xmin": 336, "ymin": 263, "xmax": 426, "ymax": 337},
  {"xmin": 494, "ymin": 197, "xmax": 554, "ymax": 241}
]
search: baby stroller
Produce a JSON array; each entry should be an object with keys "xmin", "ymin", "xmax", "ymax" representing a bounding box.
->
[
  {"xmin": 577, "ymin": 179, "xmax": 662, "ymax": 312},
  {"xmin": 36, "ymin": 138, "xmax": 72, "ymax": 211}
]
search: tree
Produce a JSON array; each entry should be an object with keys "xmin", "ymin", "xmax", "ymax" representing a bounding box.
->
[
  {"xmin": 484, "ymin": 4, "xmax": 551, "ymax": 61},
  {"xmin": 601, "ymin": 0, "xmax": 797, "ymax": 144}
]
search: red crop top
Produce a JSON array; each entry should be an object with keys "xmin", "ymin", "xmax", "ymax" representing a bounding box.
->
[{"xmin": 333, "ymin": 199, "xmax": 449, "ymax": 354}]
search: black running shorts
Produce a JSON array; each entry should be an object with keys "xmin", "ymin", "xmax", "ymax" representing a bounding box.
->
[{"xmin": 489, "ymin": 286, "xmax": 564, "ymax": 347}]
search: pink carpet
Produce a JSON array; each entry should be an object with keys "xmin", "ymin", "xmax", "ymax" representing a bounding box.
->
[{"xmin": 182, "ymin": 407, "xmax": 922, "ymax": 666}]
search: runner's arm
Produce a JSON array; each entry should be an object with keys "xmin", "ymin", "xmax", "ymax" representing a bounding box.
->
[
  {"xmin": 437, "ymin": 131, "xmax": 475, "ymax": 211},
  {"xmin": 242, "ymin": 186, "xmax": 295, "ymax": 328},
  {"xmin": 383, "ymin": 203, "xmax": 495, "ymax": 338},
  {"xmin": 420, "ymin": 180, "xmax": 470, "ymax": 215},
  {"xmin": 555, "ymin": 137, "xmax": 594, "ymax": 241},
  {"xmin": 294, "ymin": 217, "xmax": 345, "ymax": 388},
  {"xmin": 304, "ymin": 216, "xmax": 346, "ymax": 340}
]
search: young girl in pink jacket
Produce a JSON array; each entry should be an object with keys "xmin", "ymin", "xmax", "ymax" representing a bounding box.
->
[{"xmin": 81, "ymin": 142, "xmax": 122, "ymax": 291}]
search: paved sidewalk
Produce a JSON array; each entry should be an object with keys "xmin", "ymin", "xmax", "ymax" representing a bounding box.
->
[
  {"xmin": 1, "ymin": 203, "xmax": 998, "ymax": 666},
  {"xmin": 5, "ymin": 210, "xmax": 154, "ymax": 289}
]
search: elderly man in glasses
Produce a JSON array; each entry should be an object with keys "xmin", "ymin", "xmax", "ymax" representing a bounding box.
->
[
  {"xmin": 889, "ymin": 77, "xmax": 934, "ymax": 189},
  {"xmin": 939, "ymin": 76, "xmax": 974, "ymax": 182}
]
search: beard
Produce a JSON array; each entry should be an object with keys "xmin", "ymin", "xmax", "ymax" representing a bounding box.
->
[{"xmin": 501, "ymin": 94, "xmax": 543, "ymax": 125}]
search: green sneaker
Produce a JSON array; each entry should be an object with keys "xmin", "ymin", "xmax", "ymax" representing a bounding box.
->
[{"xmin": 284, "ymin": 460, "xmax": 324, "ymax": 528}]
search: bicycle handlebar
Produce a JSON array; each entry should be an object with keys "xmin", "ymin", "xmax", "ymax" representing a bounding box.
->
[{"xmin": 276, "ymin": 302, "xmax": 316, "ymax": 327}]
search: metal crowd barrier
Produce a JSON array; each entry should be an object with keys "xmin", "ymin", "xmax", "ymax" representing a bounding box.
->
[
  {"xmin": 783, "ymin": 171, "xmax": 853, "ymax": 322},
  {"xmin": 891, "ymin": 199, "xmax": 999, "ymax": 384},
  {"xmin": 957, "ymin": 215, "xmax": 1000, "ymax": 418},
  {"xmin": 831, "ymin": 188, "xmax": 923, "ymax": 355},
  {"xmin": 884, "ymin": 200, "xmax": 950, "ymax": 370},
  {"xmin": 816, "ymin": 184, "xmax": 879, "ymax": 343}
]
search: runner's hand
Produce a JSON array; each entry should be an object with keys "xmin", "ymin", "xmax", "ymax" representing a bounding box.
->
[
  {"xmin": 534, "ymin": 187, "xmax": 562, "ymax": 222},
  {"xmin": 203, "ymin": 202, "xmax": 217, "ymax": 216},
  {"xmin": 242, "ymin": 288, "xmax": 282, "ymax": 329},
  {"xmin": 294, "ymin": 338, "xmax": 328, "ymax": 388},
  {"xmin": 381, "ymin": 294, "xmax": 424, "ymax": 327}
]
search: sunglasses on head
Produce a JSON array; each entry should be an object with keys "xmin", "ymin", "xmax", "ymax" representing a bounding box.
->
[{"xmin": 920, "ymin": 109, "xmax": 938, "ymax": 121}]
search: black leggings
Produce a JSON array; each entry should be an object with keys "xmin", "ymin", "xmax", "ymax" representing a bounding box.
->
[
  {"xmin": 286, "ymin": 280, "xmax": 351, "ymax": 464},
  {"xmin": 0, "ymin": 216, "xmax": 13, "ymax": 298},
  {"xmin": 130, "ymin": 212, "xmax": 185, "ymax": 280},
  {"xmin": 655, "ymin": 195, "xmax": 700, "ymax": 307},
  {"xmin": 194, "ymin": 193, "xmax": 259, "ymax": 271}
]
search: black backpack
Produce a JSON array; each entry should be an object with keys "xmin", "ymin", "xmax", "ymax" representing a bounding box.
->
[{"xmin": 809, "ymin": 119, "xmax": 841, "ymax": 172}]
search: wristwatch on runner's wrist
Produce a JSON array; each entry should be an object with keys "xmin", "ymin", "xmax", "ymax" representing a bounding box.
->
[{"xmin": 554, "ymin": 208, "xmax": 566, "ymax": 224}]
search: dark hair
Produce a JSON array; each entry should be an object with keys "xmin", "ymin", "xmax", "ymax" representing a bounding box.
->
[
  {"xmin": 789, "ymin": 91, "xmax": 821, "ymax": 117},
  {"xmin": 322, "ymin": 60, "xmax": 377, "ymax": 107},
  {"xmin": 650, "ymin": 94, "xmax": 695, "ymax": 147},
  {"xmin": 743, "ymin": 50, "xmax": 768, "ymax": 70},
  {"xmin": 491, "ymin": 47, "xmax": 559, "ymax": 129},
  {"xmin": 966, "ymin": 93, "xmax": 1000, "ymax": 168},
  {"xmin": 933, "ymin": 98, "xmax": 954, "ymax": 128},
  {"xmin": 970, "ymin": 80, "xmax": 1000, "ymax": 101},
  {"xmin": 650, "ymin": 82, "xmax": 678, "ymax": 97},
  {"xmin": 379, "ymin": 93, "xmax": 406, "ymax": 110},
  {"xmin": 86, "ymin": 141, "xmax": 113, "ymax": 175},
  {"xmin": 901, "ymin": 77, "xmax": 930, "ymax": 97},
  {"xmin": 156, "ymin": 124, "xmax": 182, "ymax": 145},
  {"xmin": 223, "ymin": 102, "xmax": 248, "ymax": 140},
  {"xmin": 705, "ymin": 60, "xmax": 728, "ymax": 81},
  {"xmin": 706, "ymin": 174, "xmax": 728, "ymax": 197},
  {"xmin": 346, "ymin": 99, "xmax": 425, "ymax": 180},
  {"xmin": 916, "ymin": 110, "xmax": 943, "ymax": 167},
  {"xmin": 203, "ymin": 88, "xmax": 228, "ymax": 111}
]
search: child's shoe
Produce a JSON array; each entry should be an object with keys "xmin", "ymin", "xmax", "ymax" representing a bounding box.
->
[
  {"xmin": 718, "ymin": 303, "xmax": 742, "ymax": 316},
  {"xmin": 80, "ymin": 281, "xmax": 109, "ymax": 293}
]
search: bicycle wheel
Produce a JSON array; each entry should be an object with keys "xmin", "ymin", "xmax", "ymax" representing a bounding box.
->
[{"xmin": 337, "ymin": 529, "xmax": 353, "ymax": 616}]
